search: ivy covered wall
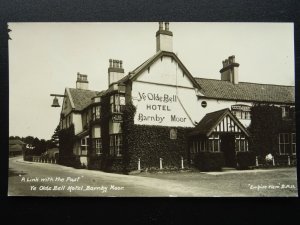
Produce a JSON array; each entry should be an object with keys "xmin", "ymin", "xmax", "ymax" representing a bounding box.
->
[
  {"xmin": 248, "ymin": 105, "xmax": 286, "ymax": 157},
  {"xmin": 58, "ymin": 124, "xmax": 81, "ymax": 167},
  {"xmin": 122, "ymin": 102, "xmax": 192, "ymax": 172}
]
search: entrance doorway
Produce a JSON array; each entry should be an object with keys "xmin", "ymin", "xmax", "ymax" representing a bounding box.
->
[{"xmin": 220, "ymin": 134, "xmax": 236, "ymax": 167}]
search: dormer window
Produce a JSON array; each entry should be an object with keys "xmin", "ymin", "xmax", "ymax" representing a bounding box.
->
[{"xmin": 110, "ymin": 94, "xmax": 125, "ymax": 113}]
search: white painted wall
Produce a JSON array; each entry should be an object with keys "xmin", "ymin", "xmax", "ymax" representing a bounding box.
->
[
  {"xmin": 92, "ymin": 125, "xmax": 101, "ymax": 138},
  {"xmin": 156, "ymin": 34, "xmax": 173, "ymax": 52},
  {"xmin": 73, "ymin": 140, "xmax": 80, "ymax": 155},
  {"xmin": 131, "ymin": 55, "xmax": 260, "ymax": 128},
  {"xmin": 73, "ymin": 113, "xmax": 83, "ymax": 135},
  {"xmin": 193, "ymin": 98, "xmax": 252, "ymax": 128},
  {"xmin": 137, "ymin": 56, "xmax": 194, "ymax": 88},
  {"xmin": 109, "ymin": 121, "xmax": 122, "ymax": 134}
]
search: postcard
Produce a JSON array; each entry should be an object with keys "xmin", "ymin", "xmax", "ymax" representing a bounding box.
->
[{"xmin": 8, "ymin": 22, "xmax": 297, "ymax": 197}]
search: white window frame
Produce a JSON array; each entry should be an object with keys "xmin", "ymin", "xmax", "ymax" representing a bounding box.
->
[
  {"xmin": 95, "ymin": 138, "xmax": 102, "ymax": 155},
  {"xmin": 235, "ymin": 134, "xmax": 248, "ymax": 152},
  {"xmin": 109, "ymin": 134, "xmax": 123, "ymax": 156},
  {"xmin": 81, "ymin": 136, "xmax": 89, "ymax": 156},
  {"xmin": 208, "ymin": 134, "xmax": 220, "ymax": 152},
  {"xmin": 291, "ymin": 133, "xmax": 296, "ymax": 155},
  {"xmin": 279, "ymin": 133, "xmax": 289, "ymax": 155}
]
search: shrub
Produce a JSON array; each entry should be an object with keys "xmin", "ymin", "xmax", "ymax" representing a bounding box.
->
[
  {"xmin": 194, "ymin": 152, "xmax": 224, "ymax": 171},
  {"xmin": 24, "ymin": 155, "xmax": 33, "ymax": 162},
  {"xmin": 58, "ymin": 155, "xmax": 81, "ymax": 168},
  {"xmin": 274, "ymin": 154, "xmax": 297, "ymax": 166},
  {"xmin": 236, "ymin": 151, "xmax": 256, "ymax": 169}
]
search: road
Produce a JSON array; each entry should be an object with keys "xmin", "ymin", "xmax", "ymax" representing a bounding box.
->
[
  {"xmin": 8, "ymin": 156, "xmax": 204, "ymax": 197},
  {"xmin": 8, "ymin": 156, "xmax": 298, "ymax": 197}
]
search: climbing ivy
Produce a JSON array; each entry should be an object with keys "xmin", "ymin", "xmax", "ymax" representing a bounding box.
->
[{"xmin": 248, "ymin": 104, "xmax": 282, "ymax": 157}]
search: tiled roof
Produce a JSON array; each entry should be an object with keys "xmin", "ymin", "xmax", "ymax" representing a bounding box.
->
[
  {"xmin": 189, "ymin": 109, "xmax": 229, "ymax": 136},
  {"xmin": 195, "ymin": 78, "xmax": 294, "ymax": 104},
  {"xmin": 68, "ymin": 88, "xmax": 100, "ymax": 111},
  {"xmin": 189, "ymin": 108, "xmax": 250, "ymax": 137}
]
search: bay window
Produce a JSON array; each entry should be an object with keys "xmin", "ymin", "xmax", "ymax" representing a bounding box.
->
[
  {"xmin": 109, "ymin": 134, "xmax": 123, "ymax": 156},
  {"xmin": 110, "ymin": 94, "xmax": 125, "ymax": 113},
  {"xmin": 92, "ymin": 106, "xmax": 101, "ymax": 120}
]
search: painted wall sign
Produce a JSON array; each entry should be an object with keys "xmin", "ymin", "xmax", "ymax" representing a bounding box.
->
[
  {"xmin": 231, "ymin": 104, "xmax": 251, "ymax": 111},
  {"xmin": 132, "ymin": 82, "xmax": 194, "ymax": 127},
  {"xmin": 112, "ymin": 114, "xmax": 123, "ymax": 122}
]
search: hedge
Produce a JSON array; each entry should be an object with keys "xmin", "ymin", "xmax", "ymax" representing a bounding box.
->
[
  {"xmin": 194, "ymin": 152, "xmax": 225, "ymax": 171},
  {"xmin": 236, "ymin": 151, "xmax": 256, "ymax": 170}
]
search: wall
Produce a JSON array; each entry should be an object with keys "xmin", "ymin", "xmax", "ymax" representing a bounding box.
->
[
  {"xmin": 132, "ymin": 56, "xmax": 196, "ymax": 127},
  {"xmin": 125, "ymin": 125, "xmax": 191, "ymax": 171},
  {"xmin": 92, "ymin": 125, "xmax": 101, "ymax": 138},
  {"xmin": 131, "ymin": 55, "xmax": 255, "ymax": 128},
  {"xmin": 73, "ymin": 113, "xmax": 83, "ymax": 135}
]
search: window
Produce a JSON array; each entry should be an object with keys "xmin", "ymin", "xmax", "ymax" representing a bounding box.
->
[
  {"xmin": 81, "ymin": 137, "xmax": 89, "ymax": 155},
  {"xmin": 281, "ymin": 106, "xmax": 294, "ymax": 119},
  {"xmin": 110, "ymin": 94, "xmax": 125, "ymax": 113},
  {"xmin": 109, "ymin": 134, "xmax": 123, "ymax": 156},
  {"xmin": 93, "ymin": 138, "xmax": 102, "ymax": 155},
  {"xmin": 231, "ymin": 105, "xmax": 251, "ymax": 120},
  {"xmin": 235, "ymin": 134, "xmax": 248, "ymax": 152},
  {"xmin": 291, "ymin": 133, "xmax": 296, "ymax": 155},
  {"xmin": 279, "ymin": 133, "xmax": 289, "ymax": 155},
  {"xmin": 208, "ymin": 134, "xmax": 220, "ymax": 152},
  {"xmin": 92, "ymin": 106, "xmax": 101, "ymax": 120}
]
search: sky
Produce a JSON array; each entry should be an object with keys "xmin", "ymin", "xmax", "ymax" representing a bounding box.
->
[{"xmin": 8, "ymin": 22, "xmax": 295, "ymax": 140}]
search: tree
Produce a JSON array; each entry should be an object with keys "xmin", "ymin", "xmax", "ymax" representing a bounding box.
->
[
  {"xmin": 51, "ymin": 125, "xmax": 60, "ymax": 147},
  {"xmin": 23, "ymin": 136, "xmax": 35, "ymax": 145}
]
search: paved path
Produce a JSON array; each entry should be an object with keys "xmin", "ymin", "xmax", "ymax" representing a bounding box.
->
[{"xmin": 8, "ymin": 156, "xmax": 298, "ymax": 197}]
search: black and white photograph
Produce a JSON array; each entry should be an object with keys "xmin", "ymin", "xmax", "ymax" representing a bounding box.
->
[{"xmin": 8, "ymin": 22, "xmax": 297, "ymax": 197}]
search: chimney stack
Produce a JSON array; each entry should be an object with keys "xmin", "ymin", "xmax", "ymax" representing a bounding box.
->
[
  {"xmin": 108, "ymin": 58, "xmax": 124, "ymax": 87},
  {"xmin": 76, "ymin": 72, "xmax": 89, "ymax": 90},
  {"xmin": 220, "ymin": 55, "xmax": 240, "ymax": 84},
  {"xmin": 156, "ymin": 22, "xmax": 173, "ymax": 52}
]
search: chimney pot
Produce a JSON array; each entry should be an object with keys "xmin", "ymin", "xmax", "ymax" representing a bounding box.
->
[
  {"xmin": 159, "ymin": 22, "xmax": 163, "ymax": 30},
  {"xmin": 165, "ymin": 22, "xmax": 169, "ymax": 31},
  {"xmin": 220, "ymin": 55, "xmax": 239, "ymax": 84},
  {"xmin": 109, "ymin": 59, "xmax": 113, "ymax": 67},
  {"xmin": 120, "ymin": 60, "xmax": 123, "ymax": 68}
]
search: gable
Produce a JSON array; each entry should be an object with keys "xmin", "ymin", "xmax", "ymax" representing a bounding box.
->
[
  {"xmin": 212, "ymin": 114, "xmax": 243, "ymax": 135},
  {"xmin": 136, "ymin": 55, "xmax": 194, "ymax": 88},
  {"xmin": 190, "ymin": 109, "xmax": 250, "ymax": 137},
  {"xmin": 130, "ymin": 51, "xmax": 202, "ymax": 92},
  {"xmin": 61, "ymin": 89, "xmax": 73, "ymax": 116}
]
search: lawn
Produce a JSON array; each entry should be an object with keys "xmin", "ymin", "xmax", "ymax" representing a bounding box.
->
[{"xmin": 135, "ymin": 167, "xmax": 298, "ymax": 197}]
